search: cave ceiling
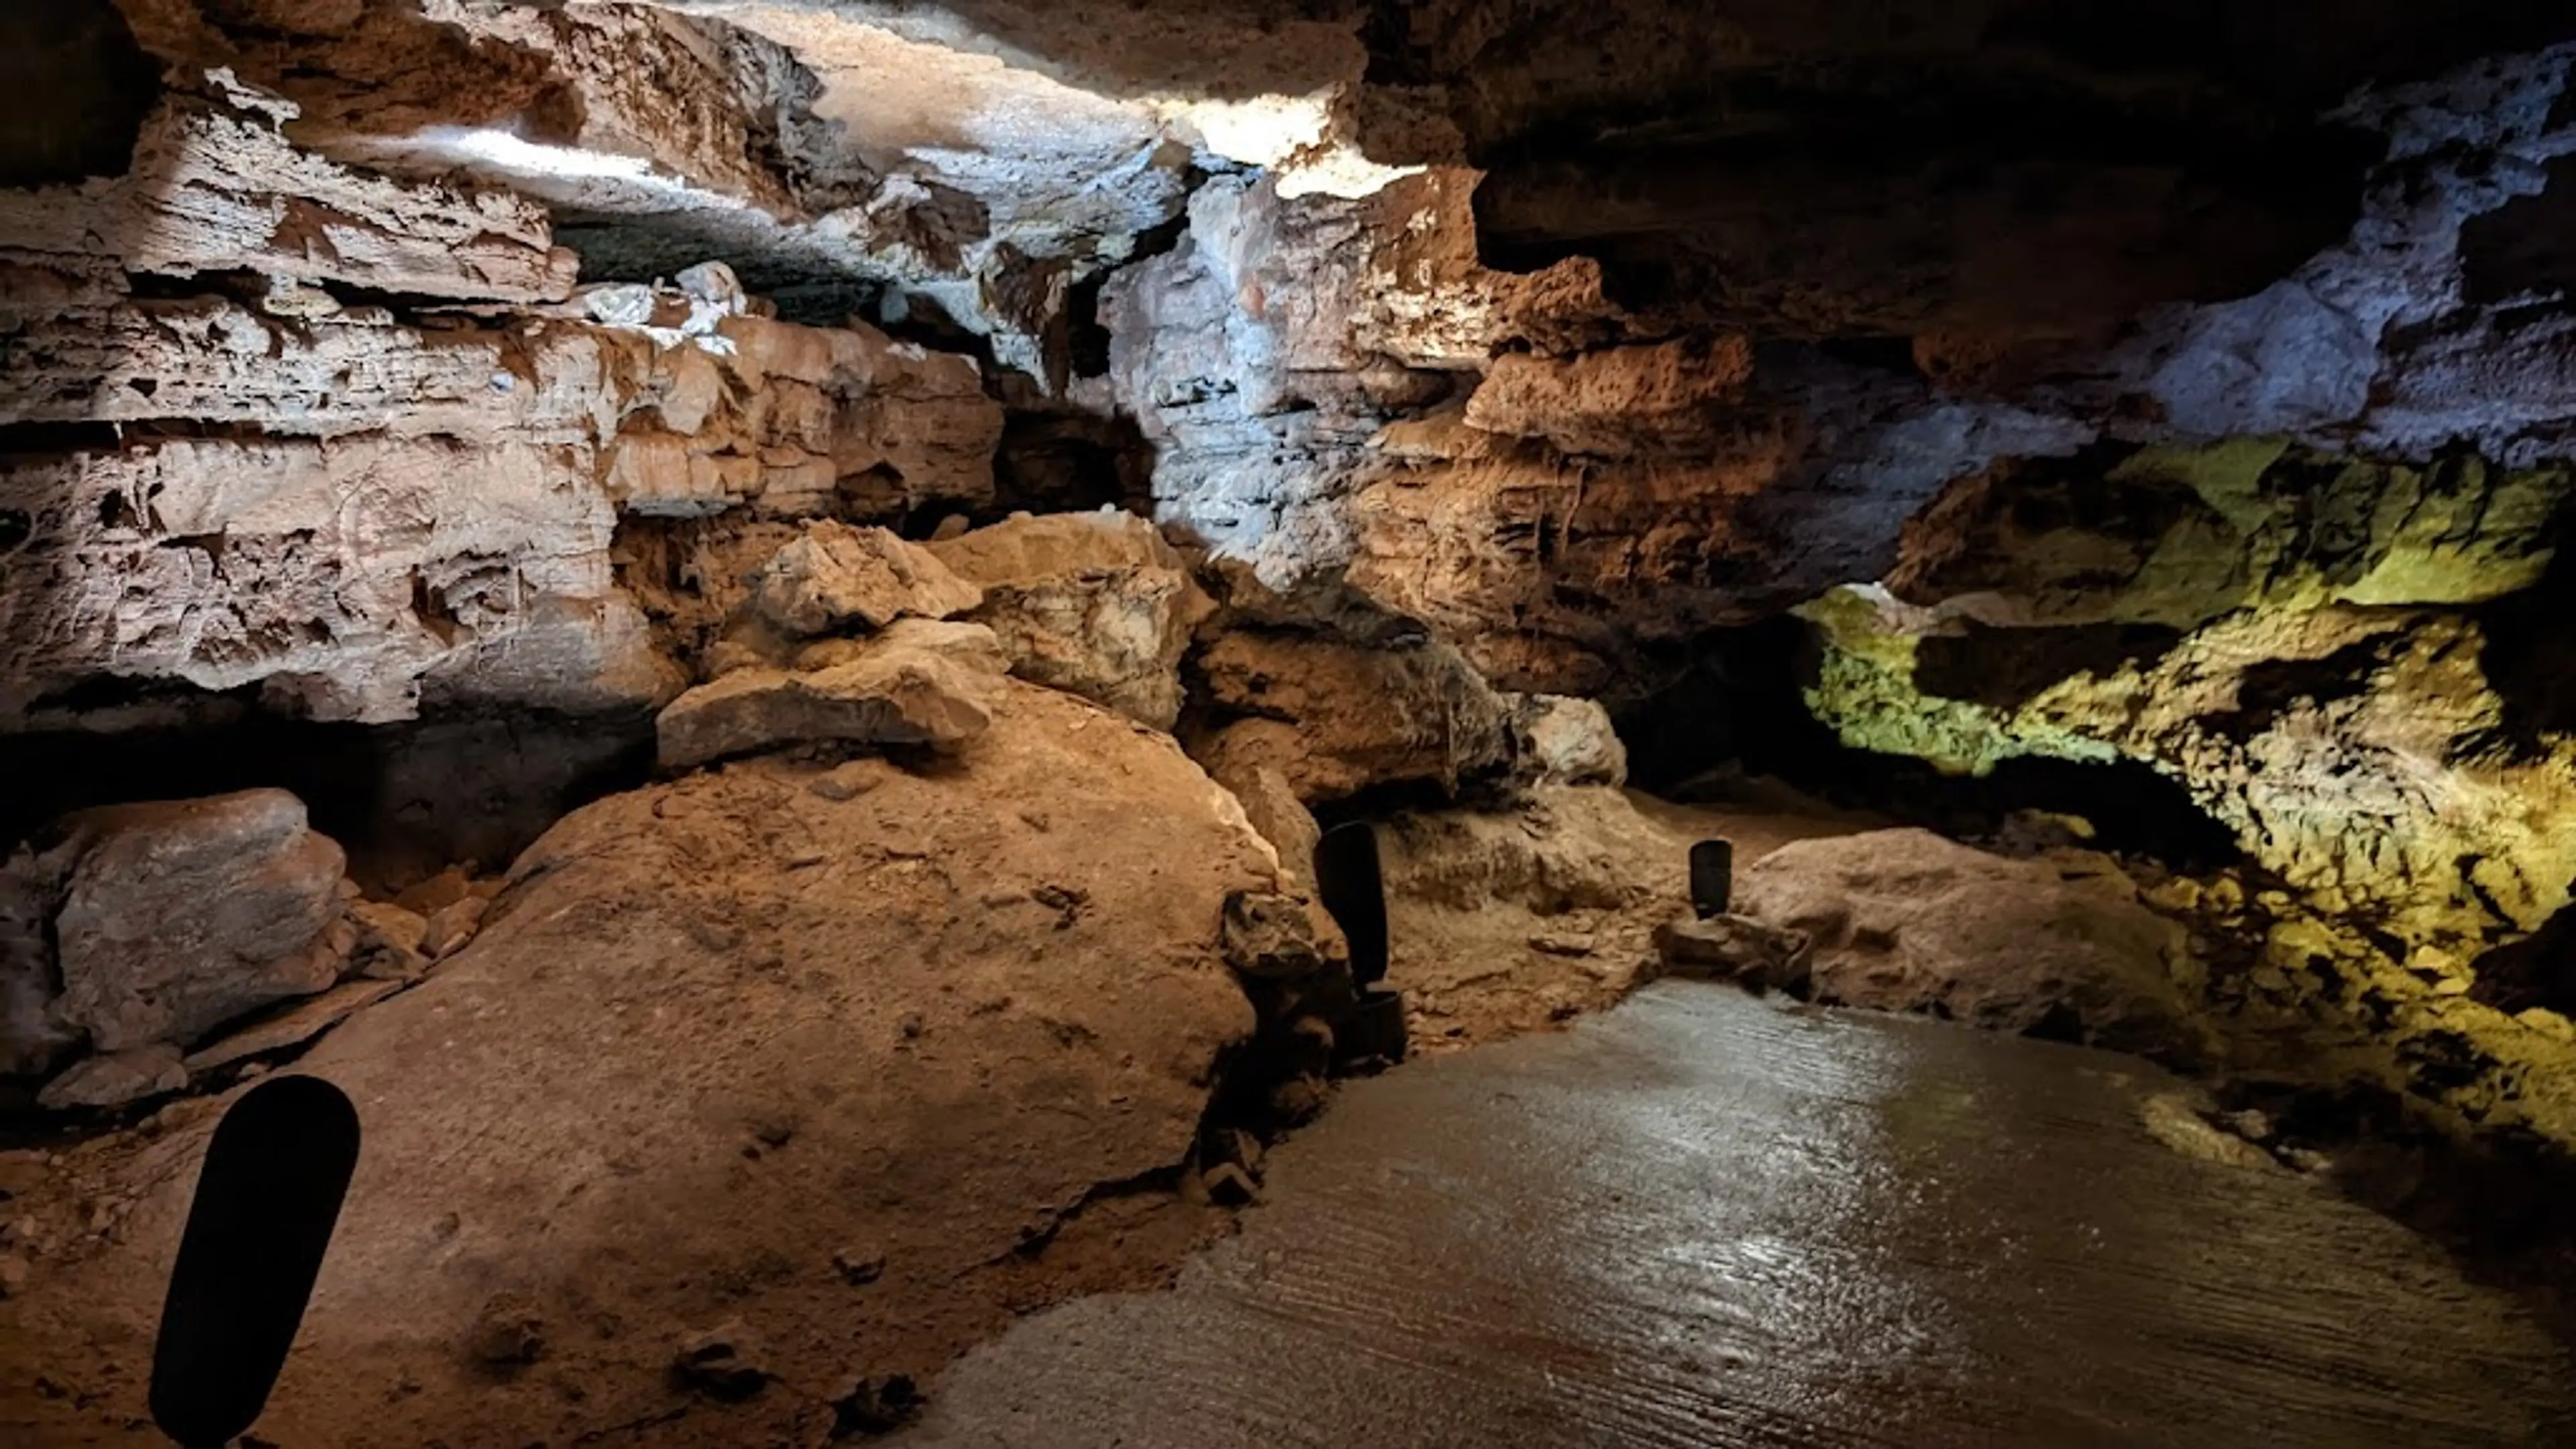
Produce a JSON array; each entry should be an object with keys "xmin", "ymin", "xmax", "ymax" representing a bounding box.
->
[{"xmin": 42, "ymin": 0, "xmax": 2576, "ymax": 352}]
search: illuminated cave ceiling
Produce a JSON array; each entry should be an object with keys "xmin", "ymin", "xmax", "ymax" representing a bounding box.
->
[{"xmin": 90, "ymin": 0, "xmax": 2576, "ymax": 665}]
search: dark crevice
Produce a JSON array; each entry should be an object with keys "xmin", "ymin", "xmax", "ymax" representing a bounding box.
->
[
  {"xmin": 0, "ymin": 696, "xmax": 655, "ymax": 893},
  {"xmin": 2214, "ymin": 1073, "xmax": 2576, "ymax": 1338},
  {"xmin": 1815, "ymin": 335, "xmax": 1925, "ymax": 378},
  {"xmin": 2475, "ymin": 503, "xmax": 2576, "ymax": 750},
  {"xmin": 2203, "ymin": 639, "xmax": 2389, "ymax": 741},
  {"xmin": 1915, "ymin": 622, "xmax": 2185, "ymax": 711},
  {"xmin": 2461, "ymin": 152, "xmax": 2576, "ymax": 305},
  {"xmin": 1468, "ymin": 57, "xmax": 2380, "ymax": 329},
  {"xmin": 0, "ymin": 421, "xmax": 125, "ymax": 456},
  {"xmin": 113, "ymin": 270, "xmax": 534, "ymax": 333},
  {"xmin": 1066, "ymin": 271, "xmax": 1115, "ymax": 380},
  {"xmin": 989, "ymin": 410, "xmax": 1155, "ymax": 519},
  {"xmin": 13, "ymin": 417, "xmax": 280, "ymax": 448},
  {"xmin": 2471, "ymin": 907, "xmax": 2576, "ymax": 1016},
  {"xmin": 0, "ymin": 0, "xmax": 162, "ymax": 189},
  {"xmin": 1620, "ymin": 617, "xmax": 2241, "ymax": 871}
]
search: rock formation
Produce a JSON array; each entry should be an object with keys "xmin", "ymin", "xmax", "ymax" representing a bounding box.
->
[
  {"xmin": 0, "ymin": 59, "xmax": 1002, "ymax": 734},
  {"xmin": 928, "ymin": 511, "xmax": 1214, "ymax": 731},
  {"xmin": 11, "ymin": 0, "xmax": 2576, "ymax": 1439},
  {"xmin": 656, "ymin": 619, "xmax": 1006, "ymax": 769},
  {"xmin": 1728, "ymin": 829, "xmax": 2208, "ymax": 1061},
  {"xmin": 3, "ymin": 791, "xmax": 345, "ymax": 1081},
  {"xmin": 1187, "ymin": 627, "xmax": 1517, "ymax": 805},
  {"xmin": 1, "ymin": 682, "xmax": 1285, "ymax": 1444}
]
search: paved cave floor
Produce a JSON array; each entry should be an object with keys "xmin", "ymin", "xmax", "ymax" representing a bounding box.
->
[{"xmin": 894, "ymin": 983, "xmax": 2572, "ymax": 1448}]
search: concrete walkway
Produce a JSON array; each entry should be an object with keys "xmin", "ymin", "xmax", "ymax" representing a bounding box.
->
[{"xmin": 898, "ymin": 983, "xmax": 2572, "ymax": 1448}]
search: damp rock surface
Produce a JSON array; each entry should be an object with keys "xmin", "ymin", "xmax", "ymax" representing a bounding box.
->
[
  {"xmin": 896, "ymin": 983, "xmax": 2576, "ymax": 1448},
  {"xmin": 1734, "ymin": 828, "xmax": 2208, "ymax": 1061}
]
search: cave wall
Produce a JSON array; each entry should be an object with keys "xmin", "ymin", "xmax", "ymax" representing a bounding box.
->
[
  {"xmin": 0, "ymin": 32, "xmax": 1004, "ymax": 878},
  {"xmin": 7, "ymin": 0, "xmax": 2576, "ymax": 1150},
  {"xmin": 1063, "ymin": 15, "xmax": 2576, "ymax": 1146}
]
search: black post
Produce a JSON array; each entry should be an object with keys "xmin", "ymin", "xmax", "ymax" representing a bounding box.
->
[
  {"xmin": 1314, "ymin": 821, "xmax": 1389, "ymax": 987},
  {"xmin": 1690, "ymin": 839, "xmax": 1734, "ymax": 920},
  {"xmin": 1314, "ymin": 821, "xmax": 1405, "ymax": 1066}
]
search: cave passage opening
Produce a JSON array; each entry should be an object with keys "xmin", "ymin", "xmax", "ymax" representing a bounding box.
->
[{"xmin": 1619, "ymin": 615, "xmax": 2246, "ymax": 875}]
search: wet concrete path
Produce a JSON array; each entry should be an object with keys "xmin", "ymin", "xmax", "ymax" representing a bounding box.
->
[{"xmin": 900, "ymin": 983, "xmax": 2573, "ymax": 1448}]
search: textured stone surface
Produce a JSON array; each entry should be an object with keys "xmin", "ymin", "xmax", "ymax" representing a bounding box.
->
[
  {"xmin": 0, "ymin": 80, "xmax": 576, "ymax": 305},
  {"xmin": 34, "ymin": 1045, "xmax": 188, "ymax": 1112},
  {"xmin": 0, "ymin": 435, "xmax": 672, "ymax": 724},
  {"xmin": 1209, "ymin": 763, "xmax": 1321, "ymax": 891},
  {"xmin": 1102, "ymin": 169, "xmax": 1613, "ymax": 591},
  {"xmin": 13, "ymin": 0, "xmax": 2576, "ymax": 1433},
  {"xmin": 1888, "ymin": 441, "xmax": 2573, "ymax": 629},
  {"xmin": 1506, "ymin": 694, "xmax": 1628, "ymax": 788},
  {"xmin": 50, "ymin": 790, "xmax": 348, "ymax": 1055},
  {"xmin": 1086, "ymin": 39, "xmax": 2576, "ymax": 706},
  {"xmin": 928, "ymin": 511, "xmax": 1213, "ymax": 730},
  {"xmin": 1344, "ymin": 378, "xmax": 2089, "ymax": 696},
  {"xmin": 347, "ymin": 901, "xmax": 432, "ymax": 981},
  {"xmin": 219, "ymin": 0, "xmax": 1377, "ymax": 389},
  {"xmin": 0, "ymin": 288, "xmax": 997, "ymax": 724},
  {"xmin": 1189, "ymin": 629, "xmax": 1515, "ymax": 805},
  {"xmin": 0, "ymin": 841, "xmax": 80, "ymax": 1078},
  {"xmin": 182, "ymin": 979, "xmax": 405, "ymax": 1075},
  {"xmin": 1799, "ymin": 590, "xmax": 2576, "ymax": 951},
  {"xmin": 1734, "ymin": 829, "xmax": 2204, "ymax": 1060},
  {"xmin": 751, "ymin": 522, "xmax": 982, "ymax": 639},
  {"xmin": 1654, "ymin": 913, "xmax": 1811, "ymax": 979},
  {"xmin": 1461, "ymin": 337, "xmax": 1756, "ymax": 458},
  {"xmin": 1367, "ymin": 784, "xmax": 1854, "ymax": 1050},
  {"xmin": 656, "ymin": 621, "xmax": 1007, "ymax": 769},
  {"xmin": 1803, "ymin": 539, "xmax": 2576, "ymax": 1154}
]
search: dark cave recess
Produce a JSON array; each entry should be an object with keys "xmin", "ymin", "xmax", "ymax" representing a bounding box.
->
[
  {"xmin": 0, "ymin": 0, "xmax": 161, "ymax": 189},
  {"xmin": 0, "ymin": 698, "xmax": 655, "ymax": 894},
  {"xmin": 1618, "ymin": 616, "xmax": 2243, "ymax": 873}
]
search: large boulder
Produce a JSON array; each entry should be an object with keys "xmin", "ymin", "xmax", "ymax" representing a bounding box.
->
[
  {"xmin": 1189, "ymin": 631, "xmax": 1515, "ymax": 804},
  {"xmin": 38, "ymin": 791, "xmax": 348, "ymax": 1057},
  {"xmin": 927, "ymin": 511, "xmax": 1214, "ymax": 731},
  {"xmin": 5, "ymin": 681, "xmax": 1273, "ymax": 1444},
  {"xmin": 749, "ymin": 522, "xmax": 983, "ymax": 639},
  {"xmin": 1373, "ymin": 785, "xmax": 1727, "ymax": 1049},
  {"xmin": 1506, "ymin": 694, "xmax": 1629, "ymax": 788},
  {"xmin": 656, "ymin": 621, "xmax": 1008, "ymax": 770},
  {"xmin": 1733, "ymin": 828, "xmax": 2205, "ymax": 1060}
]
